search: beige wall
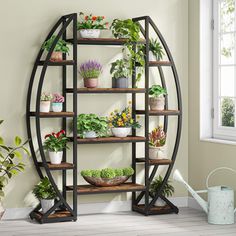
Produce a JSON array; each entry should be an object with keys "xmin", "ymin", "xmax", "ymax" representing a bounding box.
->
[{"xmin": 0, "ymin": 0, "xmax": 188, "ymax": 208}]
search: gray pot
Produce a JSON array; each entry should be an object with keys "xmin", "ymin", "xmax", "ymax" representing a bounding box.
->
[
  {"xmin": 112, "ymin": 77, "xmax": 128, "ymax": 88},
  {"xmin": 40, "ymin": 199, "xmax": 54, "ymax": 213}
]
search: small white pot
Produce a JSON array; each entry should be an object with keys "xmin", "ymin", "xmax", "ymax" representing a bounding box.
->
[
  {"xmin": 79, "ymin": 29, "xmax": 101, "ymax": 38},
  {"xmin": 149, "ymin": 51, "xmax": 157, "ymax": 61},
  {"xmin": 154, "ymin": 198, "xmax": 166, "ymax": 207},
  {"xmin": 0, "ymin": 201, "xmax": 4, "ymax": 220},
  {"xmin": 40, "ymin": 199, "xmax": 54, "ymax": 213},
  {"xmin": 40, "ymin": 101, "xmax": 50, "ymax": 112},
  {"xmin": 84, "ymin": 131, "xmax": 97, "ymax": 139},
  {"xmin": 111, "ymin": 127, "xmax": 131, "ymax": 138},
  {"xmin": 49, "ymin": 151, "xmax": 63, "ymax": 164},
  {"xmin": 52, "ymin": 103, "xmax": 63, "ymax": 112},
  {"xmin": 149, "ymin": 146, "xmax": 166, "ymax": 159},
  {"xmin": 149, "ymin": 97, "xmax": 165, "ymax": 111}
]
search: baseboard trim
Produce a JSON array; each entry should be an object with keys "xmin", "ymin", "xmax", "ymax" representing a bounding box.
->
[{"xmin": 2, "ymin": 197, "xmax": 192, "ymax": 220}]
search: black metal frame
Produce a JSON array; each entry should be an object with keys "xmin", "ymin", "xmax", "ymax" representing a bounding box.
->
[{"xmin": 26, "ymin": 14, "xmax": 182, "ymax": 223}]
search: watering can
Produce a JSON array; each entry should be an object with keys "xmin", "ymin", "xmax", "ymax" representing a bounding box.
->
[{"xmin": 173, "ymin": 167, "xmax": 236, "ymax": 225}]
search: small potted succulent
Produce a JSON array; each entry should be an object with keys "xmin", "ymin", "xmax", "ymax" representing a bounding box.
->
[
  {"xmin": 150, "ymin": 175, "xmax": 174, "ymax": 207},
  {"xmin": 108, "ymin": 103, "xmax": 141, "ymax": 137},
  {"xmin": 40, "ymin": 92, "xmax": 53, "ymax": 113},
  {"xmin": 149, "ymin": 38, "xmax": 165, "ymax": 61},
  {"xmin": 77, "ymin": 114, "xmax": 108, "ymax": 138},
  {"xmin": 32, "ymin": 177, "xmax": 57, "ymax": 213},
  {"xmin": 52, "ymin": 93, "xmax": 64, "ymax": 112},
  {"xmin": 42, "ymin": 35, "xmax": 71, "ymax": 61},
  {"xmin": 149, "ymin": 85, "xmax": 167, "ymax": 111},
  {"xmin": 79, "ymin": 60, "xmax": 102, "ymax": 88},
  {"xmin": 44, "ymin": 130, "xmax": 69, "ymax": 164},
  {"xmin": 149, "ymin": 126, "xmax": 166, "ymax": 159},
  {"xmin": 81, "ymin": 167, "xmax": 134, "ymax": 187},
  {"xmin": 77, "ymin": 12, "xmax": 109, "ymax": 38},
  {"xmin": 110, "ymin": 59, "xmax": 131, "ymax": 88}
]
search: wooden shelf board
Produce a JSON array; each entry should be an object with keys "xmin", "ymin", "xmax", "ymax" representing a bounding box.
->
[
  {"xmin": 38, "ymin": 60, "xmax": 74, "ymax": 66},
  {"xmin": 66, "ymin": 88, "xmax": 146, "ymax": 94},
  {"xmin": 135, "ymin": 158, "xmax": 172, "ymax": 165},
  {"xmin": 66, "ymin": 183, "xmax": 146, "ymax": 195},
  {"xmin": 136, "ymin": 110, "xmax": 181, "ymax": 116},
  {"xmin": 38, "ymin": 162, "xmax": 74, "ymax": 170},
  {"xmin": 149, "ymin": 61, "xmax": 172, "ymax": 67},
  {"xmin": 133, "ymin": 204, "xmax": 175, "ymax": 215},
  {"xmin": 30, "ymin": 112, "xmax": 74, "ymax": 118}
]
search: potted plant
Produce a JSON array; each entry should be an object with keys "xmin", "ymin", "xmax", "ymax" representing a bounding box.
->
[
  {"xmin": 149, "ymin": 38, "xmax": 165, "ymax": 61},
  {"xmin": 149, "ymin": 126, "xmax": 166, "ymax": 159},
  {"xmin": 52, "ymin": 93, "xmax": 64, "ymax": 112},
  {"xmin": 44, "ymin": 130, "xmax": 69, "ymax": 164},
  {"xmin": 79, "ymin": 60, "xmax": 102, "ymax": 88},
  {"xmin": 150, "ymin": 175, "xmax": 174, "ymax": 207},
  {"xmin": 42, "ymin": 35, "xmax": 70, "ymax": 61},
  {"xmin": 77, "ymin": 114, "xmax": 108, "ymax": 138},
  {"xmin": 0, "ymin": 120, "xmax": 29, "ymax": 219},
  {"xmin": 108, "ymin": 104, "xmax": 141, "ymax": 137},
  {"xmin": 149, "ymin": 85, "xmax": 167, "ymax": 111},
  {"xmin": 77, "ymin": 12, "xmax": 109, "ymax": 38},
  {"xmin": 32, "ymin": 177, "xmax": 57, "ymax": 213},
  {"xmin": 110, "ymin": 59, "xmax": 131, "ymax": 88},
  {"xmin": 40, "ymin": 92, "xmax": 53, "ymax": 113}
]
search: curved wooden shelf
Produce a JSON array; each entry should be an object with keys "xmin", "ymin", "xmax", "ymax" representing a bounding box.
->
[
  {"xmin": 37, "ymin": 60, "xmax": 74, "ymax": 66},
  {"xmin": 66, "ymin": 88, "xmax": 146, "ymax": 94},
  {"xmin": 38, "ymin": 162, "xmax": 74, "ymax": 170},
  {"xmin": 30, "ymin": 112, "xmax": 74, "ymax": 118},
  {"xmin": 135, "ymin": 158, "xmax": 172, "ymax": 166},
  {"xmin": 149, "ymin": 61, "xmax": 172, "ymax": 67}
]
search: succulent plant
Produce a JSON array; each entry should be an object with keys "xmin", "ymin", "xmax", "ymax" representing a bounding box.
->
[
  {"xmin": 91, "ymin": 170, "xmax": 101, "ymax": 178},
  {"xmin": 52, "ymin": 93, "xmax": 64, "ymax": 103},
  {"xmin": 100, "ymin": 168, "xmax": 116, "ymax": 178},
  {"xmin": 149, "ymin": 126, "xmax": 166, "ymax": 147},
  {"xmin": 114, "ymin": 168, "xmax": 123, "ymax": 177},
  {"xmin": 41, "ymin": 92, "xmax": 53, "ymax": 101},
  {"xmin": 81, "ymin": 170, "xmax": 92, "ymax": 177},
  {"xmin": 123, "ymin": 167, "xmax": 134, "ymax": 176}
]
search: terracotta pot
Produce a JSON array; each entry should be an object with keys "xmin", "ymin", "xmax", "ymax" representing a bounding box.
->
[
  {"xmin": 40, "ymin": 101, "xmax": 50, "ymax": 112},
  {"xmin": 111, "ymin": 127, "xmax": 131, "ymax": 137},
  {"xmin": 149, "ymin": 97, "xmax": 165, "ymax": 111},
  {"xmin": 79, "ymin": 29, "xmax": 101, "ymax": 38},
  {"xmin": 149, "ymin": 146, "xmax": 166, "ymax": 159},
  {"xmin": 49, "ymin": 151, "xmax": 63, "ymax": 164},
  {"xmin": 0, "ymin": 201, "xmax": 4, "ymax": 220},
  {"xmin": 52, "ymin": 103, "xmax": 63, "ymax": 112},
  {"xmin": 40, "ymin": 199, "xmax": 54, "ymax": 213},
  {"xmin": 112, "ymin": 77, "xmax": 128, "ymax": 88},
  {"xmin": 50, "ymin": 52, "xmax": 62, "ymax": 61},
  {"xmin": 84, "ymin": 78, "xmax": 98, "ymax": 88}
]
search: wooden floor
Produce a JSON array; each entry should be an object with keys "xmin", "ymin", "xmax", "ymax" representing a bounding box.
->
[{"xmin": 1, "ymin": 208, "xmax": 236, "ymax": 236}]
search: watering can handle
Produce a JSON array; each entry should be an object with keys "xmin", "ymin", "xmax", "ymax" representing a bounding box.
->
[{"xmin": 206, "ymin": 167, "xmax": 236, "ymax": 188}]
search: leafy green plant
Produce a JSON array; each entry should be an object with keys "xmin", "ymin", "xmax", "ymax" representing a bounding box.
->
[
  {"xmin": 77, "ymin": 114, "xmax": 108, "ymax": 138},
  {"xmin": 42, "ymin": 35, "xmax": 71, "ymax": 54},
  {"xmin": 0, "ymin": 120, "xmax": 29, "ymax": 200},
  {"xmin": 32, "ymin": 177, "xmax": 56, "ymax": 200},
  {"xmin": 110, "ymin": 59, "xmax": 131, "ymax": 79},
  {"xmin": 149, "ymin": 39, "xmax": 165, "ymax": 60},
  {"xmin": 101, "ymin": 168, "xmax": 116, "ymax": 178},
  {"xmin": 149, "ymin": 126, "xmax": 166, "ymax": 147},
  {"xmin": 150, "ymin": 175, "xmax": 174, "ymax": 198},
  {"xmin": 149, "ymin": 85, "xmax": 167, "ymax": 98}
]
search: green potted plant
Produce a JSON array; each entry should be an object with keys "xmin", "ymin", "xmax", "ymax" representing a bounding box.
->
[
  {"xmin": 150, "ymin": 175, "xmax": 174, "ymax": 206},
  {"xmin": 42, "ymin": 35, "xmax": 70, "ymax": 61},
  {"xmin": 44, "ymin": 130, "xmax": 69, "ymax": 164},
  {"xmin": 77, "ymin": 12, "xmax": 109, "ymax": 38},
  {"xmin": 0, "ymin": 120, "xmax": 29, "ymax": 219},
  {"xmin": 32, "ymin": 177, "xmax": 57, "ymax": 213},
  {"xmin": 110, "ymin": 59, "xmax": 131, "ymax": 88},
  {"xmin": 108, "ymin": 103, "xmax": 141, "ymax": 137},
  {"xmin": 149, "ymin": 126, "xmax": 166, "ymax": 159},
  {"xmin": 52, "ymin": 93, "xmax": 64, "ymax": 112},
  {"xmin": 149, "ymin": 38, "xmax": 165, "ymax": 61},
  {"xmin": 79, "ymin": 60, "xmax": 103, "ymax": 88},
  {"xmin": 149, "ymin": 85, "xmax": 167, "ymax": 111},
  {"xmin": 40, "ymin": 92, "xmax": 53, "ymax": 113},
  {"xmin": 77, "ymin": 114, "xmax": 108, "ymax": 138}
]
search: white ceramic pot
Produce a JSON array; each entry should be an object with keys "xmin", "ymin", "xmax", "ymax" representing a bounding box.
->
[
  {"xmin": 52, "ymin": 103, "xmax": 63, "ymax": 112},
  {"xmin": 149, "ymin": 51, "xmax": 157, "ymax": 61},
  {"xmin": 0, "ymin": 201, "xmax": 4, "ymax": 220},
  {"xmin": 149, "ymin": 97, "xmax": 165, "ymax": 111},
  {"xmin": 40, "ymin": 199, "xmax": 54, "ymax": 213},
  {"xmin": 79, "ymin": 29, "xmax": 101, "ymax": 38},
  {"xmin": 111, "ymin": 127, "xmax": 131, "ymax": 138},
  {"xmin": 154, "ymin": 198, "xmax": 166, "ymax": 207},
  {"xmin": 84, "ymin": 131, "xmax": 97, "ymax": 138},
  {"xmin": 40, "ymin": 101, "xmax": 51, "ymax": 112},
  {"xmin": 49, "ymin": 151, "xmax": 63, "ymax": 164},
  {"xmin": 149, "ymin": 146, "xmax": 166, "ymax": 159}
]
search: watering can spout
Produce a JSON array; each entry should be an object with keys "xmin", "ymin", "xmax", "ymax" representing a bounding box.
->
[{"xmin": 173, "ymin": 170, "xmax": 208, "ymax": 214}]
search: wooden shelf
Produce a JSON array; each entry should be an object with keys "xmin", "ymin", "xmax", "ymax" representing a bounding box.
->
[
  {"xmin": 149, "ymin": 61, "xmax": 172, "ymax": 67},
  {"xmin": 136, "ymin": 110, "xmax": 181, "ymax": 116},
  {"xmin": 66, "ymin": 88, "xmax": 146, "ymax": 94},
  {"xmin": 133, "ymin": 204, "xmax": 175, "ymax": 215},
  {"xmin": 66, "ymin": 183, "xmax": 146, "ymax": 195},
  {"xmin": 38, "ymin": 162, "xmax": 74, "ymax": 170},
  {"xmin": 38, "ymin": 60, "xmax": 74, "ymax": 66},
  {"xmin": 73, "ymin": 136, "xmax": 146, "ymax": 144},
  {"xmin": 30, "ymin": 112, "xmax": 74, "ymax": 118},
  {"xmin": 135, "ymin": 158, "xmax": 172, "ymax": 166}
]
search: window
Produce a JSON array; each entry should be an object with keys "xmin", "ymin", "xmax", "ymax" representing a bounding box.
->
[{"xmin": 213, "ymin": 0, "xmax": 236, "ymax": 140}]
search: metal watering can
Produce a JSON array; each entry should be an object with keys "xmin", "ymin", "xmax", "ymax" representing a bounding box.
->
[{"xmin": 173, "ymin": 167, "xmax": 236, "ymax": 225}]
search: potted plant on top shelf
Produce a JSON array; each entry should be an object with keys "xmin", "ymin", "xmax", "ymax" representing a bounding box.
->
[
  {"xmin": 42, "ymin": 35, "xmax": 71, "ymax": 62},
  {"xmin": 40, "ymin": 92, "xmax": 53, "ymax": 113},
  {"xmin": 77, "ymin": 12, "xmax": 109, "ymax": 38},
  {"xmin": 52, "ymin": 93, "xmax": 64, "ymax": 112},
  {"xmin": 32, "ymin": 177, "xmax": 57, "ymax": 214},
  {"xmin": 108, "ymin": 103, "xmax": 141, "ymax": 138},
  {"xmin": 149, "ymin": 38, "xmax": 165, "ymax": 61},
  {"xmin": 150, "ymin": 175, "xmax": 174, "ymax": 207},
  {"xmin": 44, "ymin": 130, "xmax": 69, "ymax": 164},
  {"xmin": 149, "ymin": 85, "xmax": 167, "ymax": 111},
  {"xmin": 79, "ymin": 60, "xmax": 103, "ymax": 88}
]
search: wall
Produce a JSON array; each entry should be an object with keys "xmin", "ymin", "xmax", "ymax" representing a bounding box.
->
[{"xmin": 0, "ymin": 0, "xmax": 188, "ymax": 209}]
